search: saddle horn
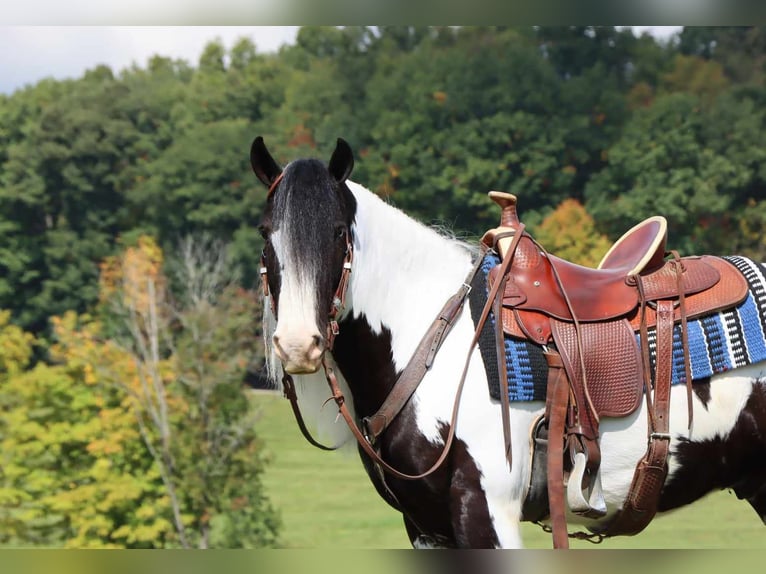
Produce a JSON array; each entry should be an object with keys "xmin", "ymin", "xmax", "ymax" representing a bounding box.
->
[{"xmin": 488, "ymin": 191, "xmax": 521, "ymax": 228}]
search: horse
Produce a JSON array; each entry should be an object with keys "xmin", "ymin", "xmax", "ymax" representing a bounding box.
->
[{"xmin": 251, "ymin": 136, "xmax": 766, "ymax": 548}]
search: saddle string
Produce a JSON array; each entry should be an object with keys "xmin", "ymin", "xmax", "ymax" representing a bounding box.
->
[
  {"xmin": 489, "ymin": 231, "xmax": 522, "ymax": 470},
  {"xmin": 493, "ymin": 274, "xmax": 514, "ymax": 468},
  {"xmin": 529, "ymin": 235, "xmax": 600, "ymax": 426},
  {"xmin": 636, "ymin": 276, "xmax": 658, "ymax": 432},
  {"xmin": 671, "ymin": 250, "xmax": 694, "ymax": 432}
]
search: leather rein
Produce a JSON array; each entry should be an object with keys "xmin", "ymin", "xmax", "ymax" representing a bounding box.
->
[{"xmin": 262, "ymin": 226, "xmax": 505, "ymax": 481}]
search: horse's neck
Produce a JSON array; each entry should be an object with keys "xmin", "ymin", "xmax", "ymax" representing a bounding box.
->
[{"xmin": 346, "ymin": 182, "xmax": 474, "ymax": 372}]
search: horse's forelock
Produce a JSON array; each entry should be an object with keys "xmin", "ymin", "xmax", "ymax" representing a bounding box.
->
[{"xmin": 269, "ymin": 158, "xmax": 356, "ymax": 327}]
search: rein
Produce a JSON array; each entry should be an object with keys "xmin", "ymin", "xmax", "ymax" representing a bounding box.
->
[
  {"xmin": 267, "ymin": 230, "xmax": 506, "ymax": 480},
  {"xmin": 266, "ymin": 233, "xmax": 354, "ymax": 452},
  {"xmin": 322, "ymin": 249, "xmax": 490, "ymax": 481}
]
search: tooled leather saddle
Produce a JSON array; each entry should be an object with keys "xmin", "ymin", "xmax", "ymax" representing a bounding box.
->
[{"xmin": 480, "ymin": 192, "xmax": 748, "ymax": 548}]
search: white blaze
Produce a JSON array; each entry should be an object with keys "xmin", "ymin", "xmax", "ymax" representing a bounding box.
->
[{"xmin": 270, "ymin": 229, "xmax": 324, "ymax": 373}]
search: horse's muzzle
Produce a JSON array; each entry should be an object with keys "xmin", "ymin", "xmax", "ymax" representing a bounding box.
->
[{"xmin": 273, "ymin": 332, "xmax": 325, "ymax": 374}]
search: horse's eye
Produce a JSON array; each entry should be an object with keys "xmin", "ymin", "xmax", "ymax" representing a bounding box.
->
[
  {"xmin": 258, "ymin": 224, "xmax": 271, "ymax": 240},
  {"xmin": 335, "ymin": 225, "xmax": 347, "ymax": 240}
]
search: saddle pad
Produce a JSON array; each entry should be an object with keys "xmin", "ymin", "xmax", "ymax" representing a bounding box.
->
[{"xmin": 469, "ymin": 253, "xmax": 766, "ymax": 403}]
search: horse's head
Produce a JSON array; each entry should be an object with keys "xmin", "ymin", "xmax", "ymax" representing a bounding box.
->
[{"xmin": 251, "ymin": 136, "xmax": 357, "ymax": 375}]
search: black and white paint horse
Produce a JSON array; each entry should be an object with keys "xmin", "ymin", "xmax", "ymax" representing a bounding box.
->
[{"xmin": 252, "ymin": 137, "xmax": 766, "ymax": 548}]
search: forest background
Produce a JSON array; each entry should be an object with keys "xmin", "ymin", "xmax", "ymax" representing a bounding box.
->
[{"xmin": 1, "ymin": 26, "xmax": 766, "ymax": 548}]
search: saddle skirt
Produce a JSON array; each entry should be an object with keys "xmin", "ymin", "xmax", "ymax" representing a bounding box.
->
[{"xmin": 469, "ymin": 253, "xmax": 766, "ymax": 404}]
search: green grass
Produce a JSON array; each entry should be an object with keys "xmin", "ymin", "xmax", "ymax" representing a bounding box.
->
[{"xmin": 253, "ymin": 391, "xmax": 765, "ymax": 549}]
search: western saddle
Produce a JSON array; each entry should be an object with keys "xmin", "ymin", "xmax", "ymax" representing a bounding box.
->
[{"xmin": 481, "ymin": 191, "xmax": 748, "ymax": 548}]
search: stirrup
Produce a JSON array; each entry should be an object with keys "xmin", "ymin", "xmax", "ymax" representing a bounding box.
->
[{"xmin": 567, "ymin": 451, "xmax": 608, "ymax": 518}]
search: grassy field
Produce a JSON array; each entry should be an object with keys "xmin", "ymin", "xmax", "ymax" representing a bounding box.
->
[{"xmin": 252, "ymin": 391, "xmax": 765, "ymax": 549}]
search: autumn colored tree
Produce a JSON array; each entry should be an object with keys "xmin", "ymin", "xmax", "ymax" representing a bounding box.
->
[
  {"xmin": 0, "ymin": 235, "xmax": 277, "ymax": 548},
  {"xmin": 0, "ymin": 311, "xmax": 171, "ymax": 547},
  {"xmin": 95, "ymin": 235, "xmax": 278, "ymax": 548},
  {"xmin": 532, "ymin": 199, "xmax": 612, "ymax": 267}
]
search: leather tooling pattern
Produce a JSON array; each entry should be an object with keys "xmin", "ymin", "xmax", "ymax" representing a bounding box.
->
[{"xmin": 470, "ymin": 253, "xmax": 766, "ymax": 403}]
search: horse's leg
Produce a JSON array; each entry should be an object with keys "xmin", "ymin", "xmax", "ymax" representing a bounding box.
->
[
  {"xmin": 403, "ymin": 516, "xmax": 456, "ymax": 548},
  {"xmin": 448, "ymin": 439, "xmax": 523, "ymax": 548}
]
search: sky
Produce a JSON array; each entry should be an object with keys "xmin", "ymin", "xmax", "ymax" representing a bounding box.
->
[
  {"xmin": 0, "ymin": 26, "xmax": 300, "ymax": 95},
  {"xmin": 0, "ymin": 26, "xmax": 681, "ymax": 96}
]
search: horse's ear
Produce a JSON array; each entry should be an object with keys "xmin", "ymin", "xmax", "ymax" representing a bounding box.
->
[
  {"xmin": 250, "ymin": 136, "xmax": 282, "ymax": 188},
  {"xmin": 328, "ymin": 138, "xmax": 354, "ymax": 183}
]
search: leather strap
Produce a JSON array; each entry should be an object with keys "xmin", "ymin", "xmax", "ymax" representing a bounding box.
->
[
  {"xmin": 363, "ymin": 253, "xmax": 486, "ymax": 442},
  {"xmin": 494, "ymin": 270, "xmax": 513, "ymax": 468},
  {"xmin": 671, "ymin": 252, "xmax": 694, "ymax": 431},
  {"xmin": 544, "ymin": 351, "xmax": 571, "ymax": 549},
  {"xmin": 605, "ymin": 296, "xmax": 675, "ymax": 536},
  {"xmin": 324, "ymin": 354, "xmax": 464, "ymax": 481},
  {"xmin": 281, "ymin": 371, "xmax": 346, "ymax": 451},
  {"xmin": 330, "ymin": 227, "xmax": 526, "ymax": 481}
]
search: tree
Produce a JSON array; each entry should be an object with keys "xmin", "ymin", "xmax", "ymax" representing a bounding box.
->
[
  {"xmin": 532, "ymin": 199, "xmax": 612, "ymax": 267},
  {"xmin": 96, "ymin": 235, "xmax": 278, "ymax": 548},
  {"xmin": 585, "ymin": 91, "xmax": 766, "ymax": 255},
  {"xmin": 679, "ymin": 26, "xmax": 766, "ymax": 85},
  {"xmin": 0, "ymin": 310, "xmax": 171, "ymax": 547},
  {"xmin": 0, "ymin": 71, "xmax": 138, "ymax": 332}
]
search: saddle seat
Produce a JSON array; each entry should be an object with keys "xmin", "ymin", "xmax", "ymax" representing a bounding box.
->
[
  {"xmin": 483, "ymin": 194, "xmax": 667, "ymax": 323},
  {"xmin": 597, "ymin": 215, "xmax": 668, "ymax": 274},
  {"xmin": 483, "ymin": 193, "xmax": 724, "ymax": 343}
]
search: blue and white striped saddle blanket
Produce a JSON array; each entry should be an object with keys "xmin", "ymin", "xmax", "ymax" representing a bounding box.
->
[{"xmin": 468, "ymin": 254, "xmax": 766, "ymax": 403}]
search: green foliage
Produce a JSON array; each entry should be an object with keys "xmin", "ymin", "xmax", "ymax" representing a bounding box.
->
[
  {"xmin": 7, "ymin": 25, "xmax": 753, "ymax": 334},
  {"xmin": 92, "ymin": 236, "xmax": 278, "ymax": 548},
  {"xmin": 0, "ymin": 236, "xmax": 278, "ymax": 548},
  {"xmin": 585, "ymin": 90, "xmax": 766, "ymax": 255},
  {"xmin": 0, "ymin": 313, "xmax": 170, "ymax": 547}
]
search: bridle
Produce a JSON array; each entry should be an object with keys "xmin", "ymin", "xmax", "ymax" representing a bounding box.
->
[
  {"xmin": 259, "ymin": 174, "xmax": 490, "ymax": 482},
  {"xmin": 259, "ymin": 216, "xmax": 354, "ymax": 451},
  {"xmin": 262, "ymin": 237, "xmax": 488, "ymax": 481}
]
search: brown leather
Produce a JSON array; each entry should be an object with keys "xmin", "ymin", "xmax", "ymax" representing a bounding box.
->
[
  {"xmin": 479, "ymin": 191, "xmax": 749, "ymax": 546},
  {"xmin": 492, "ymin": 250, "xmax": 639, "ymax": 321},
  {"xmin": 494, "ymin": 256, "xmax": 746, "ymax": 345},
  {"xmin": 544, "ymin": 351, "xmax": 571, "ymax": 549},
  {"xmin": 490, "ymin": 254, "xmax": 723, "ymax": 340},
  {"xmin": 484, "ymin": 193, "xmax": 664, "ymax": 278},
  {"xmin": 282, "ymin": 372, "xmax": 344, "ymax": 451},
  {"xmin": 280, "ymin": 236, "xmax": 354, "ymax": 451},
  {"xmin": 323, "ymin": 230, "xmax": 528, "ymax": 482},
  {"xmin": 627, "ymin": 256, "xmax": 748, "ymax": 330},
  {"xmin": 627, "ymin": 255, "xmax": 718, "ymax": 299},
  {"xmin": 604, "ymin": 298, "xmax": 675, "ymax": 536},
  {"xmin": 363, "ymin": 255, "xmax": 485, "ymax": 442},
  {"xmin": 551, "ymin": 318, "xmax": 644, "ymax": 419},
  {"xmin": 495, "ymin": 273, "xmax": 514, "ymax": 468}
]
